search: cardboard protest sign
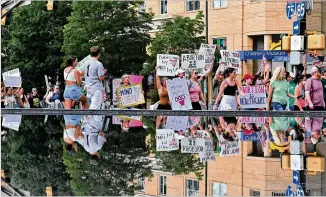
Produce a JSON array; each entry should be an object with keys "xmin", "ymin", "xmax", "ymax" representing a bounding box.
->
[
  {"xmin": 112, "ymin": 115, "xmax": 143, "ymax": 127},
  {"xmin": 156, "ymin": 54, "xmax": 180, "ymax": 76},
  {"xmin": 238, "ymin": 85, "xmax": 267, "ymax": 109},
  {"xmin": 165, "ymin": 116, "xmax": 188, "ymax": 132},
  {"xmin": 199, "ymin": 138, "xmax": 216, "ymax": 162},
  {"xmin": 219, "ymin": 133, "xmax": 240, "ymax": 156},
  {"xmin": 2, "ymin": 115, "xmax": 22, "ymax": 131},
  {"xmin": 166, "ymin": 78, "xmax": 192, "ymax": 110},
  {"xmin": 181, "ymin": 138, "xmax": 205, "ymax": 153},
  {"xmin": 112, "ymin": 75, "xmax": 144, "ymax": 106},
  {"xmin": 2, "ymin": 68, "xmax": 20, "ymax": 77},
  {"xmin": 219, "ymin": 50, "xmax": 242, "ymax": 74},
  {"xmin": 238, "ymin": 116, "xmax": 266, "ymax": 124},
  {"xmin": 181, "ymin": 54, "xmax": 206, "ymax": 76},
  {"xmin": 3, "ymin": 76, "xmax": 22, "ymax": 87},
  {"xmin": 117, "ymin": 84, "xmax": 145, "ymax": 108},
  {"xmin": 198, "ymin": 43, "xmax": 216, "ymax": 65},
  {"xmin": 76, "ymin": 55, "xmax": 91, "ymax": 72},
  {"xmin": 156, "ymin": 129, "xmax": 179, "ymax": 151}
]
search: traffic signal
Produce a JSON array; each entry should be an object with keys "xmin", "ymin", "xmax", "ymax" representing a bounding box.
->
[
  {"xmin": 308, "ymin": 34, "xmax": 325, "ymax": 50},
  {"xmin": 1, "ymin": 9, "xmax": 7, "ymax": 25},
  {"xmin": 47, "ymin": 0, "xmax": 54, "ymax": 11}
]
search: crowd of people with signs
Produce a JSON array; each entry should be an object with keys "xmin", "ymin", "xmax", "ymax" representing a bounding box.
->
[{"xmin": 2, "ymin": 44, "xmax": 326, "ymax": 164}]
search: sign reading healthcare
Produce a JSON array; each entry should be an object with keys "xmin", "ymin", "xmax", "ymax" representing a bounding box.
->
[
  {"xmin": 117, "ymin": 84, "xmax": 145, "ymax": 108},
  {"xmin": 238, "ymin": 85, "xmax": 267, "ymax": 109},
  {"xmin": 181, "ymin": 54, "xmax": 206, "ymax": 76},
  {"xmin": 156, "ymin": 54, "xmax": 180, "ymax": 76},
  {"xmin": 166, "ymin": 78, "xmax": 193, "ymax": 110}
]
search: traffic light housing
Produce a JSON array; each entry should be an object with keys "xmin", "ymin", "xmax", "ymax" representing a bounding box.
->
[
  {"xmin": 281, "ymin": 35, "xmax": 291, "ymax": 51},
  {"xmin": 308, "ymin": 34, "xmax": 325, "ymax": 50},
  {"xmin": 47, "ymin": 0, "xmax": 54, "ymax": 11},
  {"xmin": 1, "ymin": 9, "xmax": 7, "ymax": 25}
]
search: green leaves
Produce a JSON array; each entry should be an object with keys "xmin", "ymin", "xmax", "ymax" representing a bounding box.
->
[
  {"xmin": 141, "ymin": 11, "xmax": 205, "ymax": 75},
  {"xmin": 62, "ymin": 1, "xmax": 153, "ymax": 77}
]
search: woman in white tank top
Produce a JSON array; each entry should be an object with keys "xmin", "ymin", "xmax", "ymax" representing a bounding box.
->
[{"xmin": 63, "ymin": 56, "xmax": 89, "ymax": 109}]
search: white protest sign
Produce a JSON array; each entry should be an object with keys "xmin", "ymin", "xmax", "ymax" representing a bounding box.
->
[
  {"xmin": 238, "ymin": 116, "xmax": 266, "ymax": 124},
  {"xmin": 238, "ymin": 85, "xmax": 267, "ymax": 109},
  {"xmin": 112, "ymin": 78, "xmax": 122, "ymax": 105},
  {"xmin": 117, "ymin": 84, "xmax": 145, "ymax": 108},
  {"xmin": 181, "ymin": 138, "xmax": 205, "ymax": 153},
  {"xmin": 45, "ymin": 75, "xmax": 50, "ymax": 90},
  {"xmin": 181, "ymin": 54, "xmax": 206, "ymax": 76},
  {"xmin": 199, "ymin": 138, "xmax": 216, "ymax": 162},
  {"xmin": 112, "ymin": 115, "xmax": 142, "ymax": 124},
  {"xmin": 219, "ymin": 133, "xmax": 240, "ymax": 156},
  {"xmin": 3, "ymin": 76, "xmax": 22, "ymax": 87},
  {"xmin": 219, "ymin": 50, "xmax": 242, "ymax": 74},
  {"xmin": 156, "ymin": 129, "xmax": 179, "ymax": 151},
  {"xmin": 76, "ymin": 55, "xmax": 91, "ymax": 72},
  {"xmin": 166, "ymin": 78, "xmax": 192, "ymax": 110},
  {"xmin": 156, "ymin": 54, "xmax": 180, "ymax": 76},
  {"xmin": 165, "ymin": 116, "xmax": 188, "ymax": 132},
  {"xmin": 2, "ymin": 115, "xmax": 22, "ymax": 131},
  {"xmin": 198, "ymin": 43, "xmax": 216, "ymax": 65},
  {"xmin": 2, "ymin": 68, "xmax": 20, "ymax": 77}
]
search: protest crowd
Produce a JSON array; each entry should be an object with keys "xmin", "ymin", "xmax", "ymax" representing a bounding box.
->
[{"xmin": 2, "ymin": 44, "xmax": 326, "ymax": 164}]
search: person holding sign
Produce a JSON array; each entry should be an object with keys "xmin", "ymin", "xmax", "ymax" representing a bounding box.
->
[
  {"xmin": 155, "ymin": 74, "xmax": 171, "ymax": 110},
  {"xmin": 187, "ymin": 70, "xmax": 206, "ymax": 110},
  {"xmin": 63, "ymin": 56, "xmax": 89, "ymax": 109},
  {"xmin": 213, "ymin": 68, "xmax": 246, "ymax": 111},
  {"xmin": 266, "ymin": 66, "xmax": 296, "ymax": 111},
  {"xmin": 85, "ymin": 46, "xmax": 107, "ymax": 109}
]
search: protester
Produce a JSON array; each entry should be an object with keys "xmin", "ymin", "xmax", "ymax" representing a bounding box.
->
[
  {"xmin": 209, "ymin": 71, "xmax": 224, "ymax": 110},
  {"xmin": 28, "ymin": 88, "xmax": 43, "ymax": 108},
  {"xmin": 305, "ymin": 66, "xmax": 325, "ymax": 111},
  {"xmin": 266, "ymin": 66, "xmax": 296, "ymax": 111},
  {"xmin": 213, "ymin": 68, "xmax": 245, "ymax": 111},
  {"xmin": 243, "ymin": 74, "xmax": 255, "ymax": 87},
  {"xmin": 63, "ymin": 115, "xmax": 84, "ymax": 155},
  {"xmin": 218, "ymin": 116, "xmax": 240, "ymax": 141},
  {"xmin": 155, "ymin": 74, "xmax": 171, "ymax": 110},
  {"xmin": 175, "ymin": 69, "xmax": 185, "ymax": 79},
  {"xmin": 321, "ymin": 69, "xmax": 326, "ymax": 106},
  {"xmin": 286, "ymin": 72, "xmax": 296, "ymax": 111},
  {"xmin": 4, "ymin": 87, "xmax": 24, "ymax": 108},
  {"xmin": 1, "ymin": 82, "xmax": 6, "ymax": 108},
  {"xmin": 85, "ymin": 46, "xmax": 106, "ymax": 109},
  {"xmin": 188, "ymin": 70, "xmax": 206, "ymax": 110},
  {"xmin": 63, "ymin": 55, "xmax": 89, "ymax": 109},
  {"xmin": 293, "ymin": 74, "xmax": 306, "ymax": 111}
]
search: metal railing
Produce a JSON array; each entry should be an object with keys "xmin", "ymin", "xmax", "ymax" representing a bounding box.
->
[{"xmin": 2, "ymin": 108, "xmax": 326, "ymax": 117}]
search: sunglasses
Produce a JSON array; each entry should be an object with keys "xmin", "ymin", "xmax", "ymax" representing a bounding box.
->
[{"xmin": 194, "ymin": 72, "xmax": 198, "ymax": 75}]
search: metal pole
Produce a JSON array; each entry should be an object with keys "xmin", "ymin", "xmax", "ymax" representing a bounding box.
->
[{"xmin": 205, "ymin": 1, "xmax": 209, "ymax": 196}]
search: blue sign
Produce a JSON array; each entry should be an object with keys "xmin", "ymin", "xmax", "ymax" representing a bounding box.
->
[
  {"xmin": 293, "ymin": 20, "xmax": 300, "ymax": 35},
  {"xmin": 296, "ymin": 1, "xmax": 306, "ymax": 21},
  {"xmin": 241, "ymin": 131, "xmax": 260, "ymax": 142},
  {"xmin": 273, "ymin": 56, "xmax": 290, "ymax": 62},
  {"xmin": 286, "ymin": 185, "xmax": 294, "ymax": 196},
  {"xmin": 293, "ymin": 171, "xmax": 300, "ymax": 185},
  {"xmin": 239, "ymin": 50, "xmax": 289, "ymax": 61},
  {"xmin": 297, "ymin": 185, "xmax": 305, "ymax": 196},
  {"xmin": 286, "ymin": 2, "xmax": 296, "ymax": 20}
]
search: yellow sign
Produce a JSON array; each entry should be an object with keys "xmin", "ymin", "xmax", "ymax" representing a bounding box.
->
[{"xmin": 117, "ymin": 84, "xmax": 145, "ymax": 108}]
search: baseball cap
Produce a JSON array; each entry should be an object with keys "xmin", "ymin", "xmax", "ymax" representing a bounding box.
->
[
  {"xmin": 311, "ymin": 137, "xmax": 319, "ymax": 144},
  {"xmin": 289, "ymin": 72, "xmax": 295, "ymax": 78},
  {"xmin": 311, "ymin": 66, "xmax": 319, "ymax": 73},
  {"xmin": 32, "ymin": 88, "xmax": 37, "ymax": 91},
  {"xmin": 243, "ymin": 74, "xmax": 255, "ymax": 81},
  {"xmin": 175, "ymin": 69, "xmax": 185, "ymax": 75}
]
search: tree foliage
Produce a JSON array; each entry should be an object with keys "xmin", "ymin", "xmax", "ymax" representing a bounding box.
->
[
  {"xmin": 142, "ymin": 117, "xmax": 205, "ymax": 180},
  {"xmin": 141, "ymin": 12, "xmax": 205, "ymax": 75},
  {"xmin": 63, "ymin": 127, "xmax": 152, "ymax": 196},
  {"xmin": 62, "ymin": 1, "xmax": 153, "ymax": 77},
  {"xmin": 1, "ymin": 116, "xmax": 73, "ymax": 196},
  {"xmin": 2, "ymin": 2, "xmax": 72, "ymax": 91}
]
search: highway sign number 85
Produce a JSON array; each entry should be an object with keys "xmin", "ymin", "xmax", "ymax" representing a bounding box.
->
[{"xmin": 286, "ymin": 1, "xmax": 306, "ymax": 21}]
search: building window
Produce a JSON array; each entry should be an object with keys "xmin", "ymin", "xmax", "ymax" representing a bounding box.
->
[
  {"xmin": 138, "ymin": 177, "xmax": 145, "ymax": 192},
  {"xmin": 160, "ymin": 0, "xmax": 167, "ymax": 14},
  {"xmin": 186, "ymin": 179, "xmax": 199, "ymax": 196},
  {"xmin": 272, "ymin": 192, "xmax": 286, "ymax": 196},
  {"xmin": 159, "ymin": 175, "xmax": 167, "ymax": 195},
  {"xmin": 186, "ymin": 0, "xmax": 200, "ymax": 11},
  {"xmin": 213, "ymin": 0, "xmax": 227, "ymax": 8},
  {"xmin": 213, "ymin": 38, "xmax": 227, "ymax": 50},
  {"xmin": 250, "ymin": 190, "xmax": 261, "ymax": 196},
  {"xmin": 212, "ymin": 182, "xmax": 227, "ymax": 196}
]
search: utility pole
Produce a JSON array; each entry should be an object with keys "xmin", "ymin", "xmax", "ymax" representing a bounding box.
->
[{"xmin": 205, "ymin": 0, "xmax": 209, "ymax": 196}]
